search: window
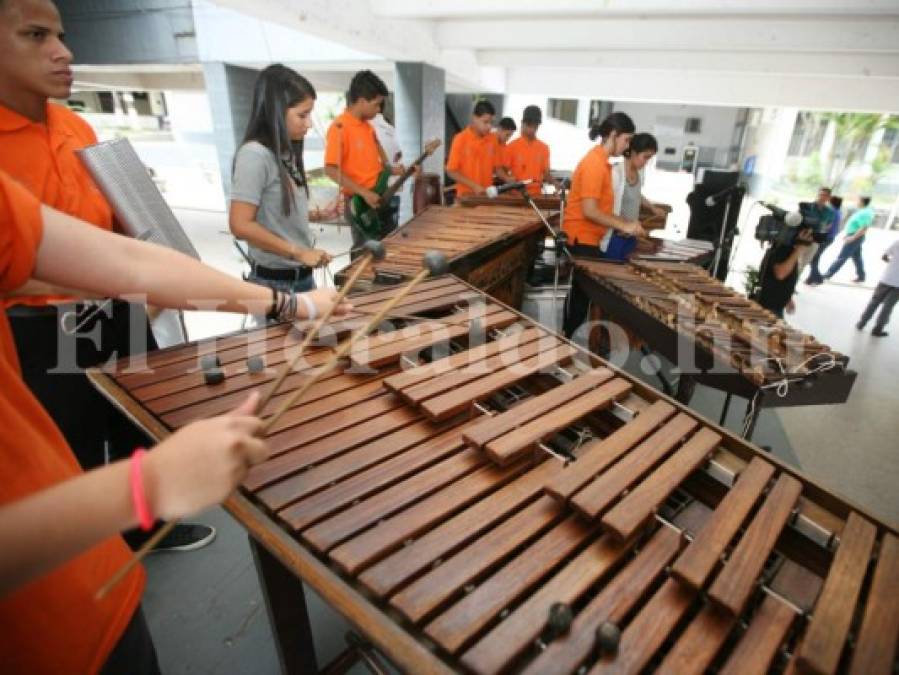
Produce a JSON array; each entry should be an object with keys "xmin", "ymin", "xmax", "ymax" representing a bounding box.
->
[
  {"xmin": 788, "ymin": 112, "xmax": 827, "ymax": 158},
  {"xmin": 588, "ymin": 100, "xmax": 613, "ymax": 128},
  {"xmin": 881, "ymin": 126, "xmax": 899, "ymax": 164},
  {"xmin": 685, "ymin": 117, "xmax": 702, "ymax": 134},
  {"xmin": 97, "ymin": 92, "xmax": 115, "ymax": 114},
  {"xmin": 548, "ymin": 98, "xmax": 578, "ymax": 125}
]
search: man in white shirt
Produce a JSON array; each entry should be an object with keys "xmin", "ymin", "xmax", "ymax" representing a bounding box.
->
[
  {"xmin": 369, "ymin": 99, "xmax": 403, "ymax": 232},
  {"xmin": 371, "ymin": 108, "xmax": 402, "ymax": 168},
  {"xmin": 856, "ymin": 240, "xmax": 899, "ymax": 337}
]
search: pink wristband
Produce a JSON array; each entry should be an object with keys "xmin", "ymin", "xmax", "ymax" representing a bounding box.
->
[{"xmin": 130, "ymin": 449, "xmax": 154, "ymax": 531}]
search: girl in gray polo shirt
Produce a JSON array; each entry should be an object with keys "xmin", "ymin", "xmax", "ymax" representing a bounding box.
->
[{"xmin": 230, "ymin": 64, "xmax": 333, "ymax": 295}]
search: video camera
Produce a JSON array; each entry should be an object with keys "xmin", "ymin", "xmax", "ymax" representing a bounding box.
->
[{"xmin": 754, "ymin": 201, "xmax": 830, "ymax": 247}]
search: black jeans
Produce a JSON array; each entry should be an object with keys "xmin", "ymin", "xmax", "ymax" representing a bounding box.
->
[
  {"xmin": 8, "ymin": 300, "xmax": 162, "ymax": 549},
  {"xmin": 562, "ymin": 243, "xmax": 607, "ymax": 338},
  {"xmin": 101, "ymin": 606, "xmax": 161, "ymax": 675},
  {"xmin": 805, "ymin": 238, "xmax": 833, "ymax": 283}
]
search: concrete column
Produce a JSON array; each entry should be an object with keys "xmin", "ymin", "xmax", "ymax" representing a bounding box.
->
[
  {"xmin": 202, "ymin": 62, "xmax": 258, "ymax": 196},
  {"xmin": 395, "ymin": 62, "xmax": 446, "ymax": 223}
]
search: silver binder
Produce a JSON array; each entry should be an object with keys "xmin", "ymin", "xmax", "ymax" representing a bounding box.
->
[
  {"xmin": 77, "ymin": 138, "xmax": 200, "ymax": 259},
  {"xmin": 77, "ymin": 138, "xmax": 195, "ymax": 346}
]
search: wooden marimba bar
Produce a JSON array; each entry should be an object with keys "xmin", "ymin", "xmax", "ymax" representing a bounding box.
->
[
  {"xmin": 90, "ymin": 276, "xmax": 895, "ymax": 675},
  {"xmin": 336, "ymin": 205, "xmax": 549, "ymax": 308}
]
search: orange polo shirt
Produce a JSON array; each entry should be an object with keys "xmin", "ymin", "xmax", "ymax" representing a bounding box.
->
[
  {"xmin": 563, "ymin": 145, "xmax": 614, "ymax": 247},
  {"xmin": 0, "ymin": 171, "xmax": 144, "ymax": 675},
  {"xmin": 324, "ymin": 111, "xmax": 384, "ymax": 195},
  {"xmin": 503, "ymin": 136, "xmax": 550, "ymax": 196},
  {"xmin": 0, "ymin": 102, "xmax": 113, "ymax": 307},
  {"xmin": 446, "ymin": 126, "xmax": 502, "ymax": 197}
]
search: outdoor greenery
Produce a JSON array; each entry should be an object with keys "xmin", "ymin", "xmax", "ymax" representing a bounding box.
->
[{"xmin": 778, "ymin": 112, "xmax": 899, "ymax": 203}]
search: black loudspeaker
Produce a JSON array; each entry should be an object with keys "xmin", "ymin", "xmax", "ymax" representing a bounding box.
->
[{"xmin": 686, "ymin": 170, "xmax": 744, "ymax": 281}]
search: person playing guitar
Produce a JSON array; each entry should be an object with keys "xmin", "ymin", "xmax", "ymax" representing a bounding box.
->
[{"xmin": 324, "ymin": 70, "xmax": 405, "ymax": 249}]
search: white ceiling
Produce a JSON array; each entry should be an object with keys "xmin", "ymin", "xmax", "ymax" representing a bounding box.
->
[
  {"xmin": 206, "ymin": 0, "xmax": 899, "ymax": 111},
  {"xmin": 78, "ymin": 0, "xmax": 898, "ymax": 111}
]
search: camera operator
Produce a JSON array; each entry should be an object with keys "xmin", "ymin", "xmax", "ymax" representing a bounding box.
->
[{"xmin": 758, "ymin": 227, "xmax": 815, "ymax": 318}]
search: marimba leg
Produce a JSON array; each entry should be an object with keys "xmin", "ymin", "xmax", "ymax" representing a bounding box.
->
[{"xmin": 250, "ymin": 537, "xmax": 318, "ymax": 674}]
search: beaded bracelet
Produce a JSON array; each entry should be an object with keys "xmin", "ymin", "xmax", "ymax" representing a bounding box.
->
[{"xmin": 265, "ymin": 287, "xmax": 279, "ymax": 321}]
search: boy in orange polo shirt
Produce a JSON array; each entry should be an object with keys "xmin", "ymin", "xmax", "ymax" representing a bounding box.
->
[
  {"xmin": 446, "ymin": 100, "xmax": 509, "ymax": 201},
  {"xmin": 496, "ymin": 117, "xmax": 516, "ymax": 146},
  {"xmin": 0, "ymin": 169, "xmax": 349, "ymax": 674},
  {"xmin": 324, "ymin": 70, "xmax": 404, "ymax": 247},
  {"xmin": 502, "ymin": 105, "xmax": 555, "ymax": 197},
  {"xmin": 0, "ymin": 0, "xmax": 216, "ymax": 552}
]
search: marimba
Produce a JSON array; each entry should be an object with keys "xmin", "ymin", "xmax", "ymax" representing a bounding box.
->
[
  {"xmin": 459, "ymin": 193, "xmax": 563, "ymax": 211},
  {"xmin": 574, "ymin": 259, "xmax": 857, "ymax": 438},
  {"xmin": 457, "ymin": 196, "xmax": 679, "ymax": 245},
  {"xmin": 89, "ymin": 277, "xmax": 895, "ymax": 675},
  {"xmin": 631, "ymin": 237, "xmax": 714, "ymax": 266},
  {"xmin": 336, "ymin": 205, "xmax": 549, "ymax": 308}
]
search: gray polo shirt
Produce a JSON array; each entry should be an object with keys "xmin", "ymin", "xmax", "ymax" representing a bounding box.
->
[{"xmin": 230, "ymin": 141, "xmax": 314, "ymax": 269}]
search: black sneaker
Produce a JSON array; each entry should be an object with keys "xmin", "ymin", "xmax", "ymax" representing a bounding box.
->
[
  {"xmin": 856, "ymin": 322, "xmax": 865, "ymax": 331},
  {"xmin": 151, "ymin": 523, "xmax": 216, "ymax": 553},
  {"xmin": 872, "ymin": 329, "xmax": 889, "ymax": 337}
]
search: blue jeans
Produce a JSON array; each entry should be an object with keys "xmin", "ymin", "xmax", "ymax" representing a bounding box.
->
[
  {"xmin": 824, "ymin": 237, "xmax": 865, "ymax": 281},
  {"xmin": 247, "ymin": 270, "xmax": 316, "ymax": 295}
]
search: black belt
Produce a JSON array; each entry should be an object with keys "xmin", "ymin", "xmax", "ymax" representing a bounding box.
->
[{"xmin": 252, "ymin": 264, "xmax": 312, "ymax": 281}]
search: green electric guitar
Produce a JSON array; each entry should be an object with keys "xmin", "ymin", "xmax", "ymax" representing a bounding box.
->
[{"xmin": 349, "ymin": 138, "xmax": 441, "ymax": 239}]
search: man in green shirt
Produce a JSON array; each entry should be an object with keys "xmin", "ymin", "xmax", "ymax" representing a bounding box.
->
[{"xmin": 824, "ymin": 196, "xmax": 875, "ymax": 283}]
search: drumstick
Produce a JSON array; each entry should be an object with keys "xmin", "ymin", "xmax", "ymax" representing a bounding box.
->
[
  {"xmin": 261, "ymin": 250, "xmax": 448, "ymax": 435},
  {"xmin": 256, "ymin": 239, "xmax": 386, "ymax": 413},
  {"xmin": 95, "ymin": 243, "xmax": 391, "ymax": 601}
]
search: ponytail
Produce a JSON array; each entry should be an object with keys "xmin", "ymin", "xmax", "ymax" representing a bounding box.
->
[{"xmin": 588, "ymin": 111, "xmax": 636, "ymax": 142}]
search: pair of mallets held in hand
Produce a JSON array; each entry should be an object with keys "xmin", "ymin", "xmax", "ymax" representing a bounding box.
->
[{"xmin": 96, "ymin": 242, "xmax": 449, "ymax": 599}]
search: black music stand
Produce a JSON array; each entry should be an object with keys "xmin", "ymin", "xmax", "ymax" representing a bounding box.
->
[{"xmin": 686, "ymin": 170, "xmax": 745, "ymax": 281}]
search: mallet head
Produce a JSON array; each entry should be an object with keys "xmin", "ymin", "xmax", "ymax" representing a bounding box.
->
[
  {"xmin": 546, "ymin": 602, "xmax": 573, "ymax": 638},
  {"xmin": 595, "ymin": 621, "xmax": 621, "ymax": 655},
  {"xmin": 199, "ymin": 354, "xmax": 220, "ymax": 371},
  {"xmin": 422, "ymin": 250, "xmax": 449, "ymax": 277},
  {"xmin": 362, "ymin": 239, "xmax": 386, "ymax": 262}
]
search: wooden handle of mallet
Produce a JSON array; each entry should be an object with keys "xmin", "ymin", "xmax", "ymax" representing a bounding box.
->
[
  {"xmin": 261, "ymin": 251, "xmax": 448, "ymax": 435},
  {"xmin": 257, "ymin": 240, "xmax": 385, "ymax": 413}
]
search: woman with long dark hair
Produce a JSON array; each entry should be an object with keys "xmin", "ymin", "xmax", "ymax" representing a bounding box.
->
[
  {"xmin": 229, "ymin": 64, "xmax": 333, "ymax": 295},
  {"xmin": 562, "ymin": 112, "xmax": 644, "ymax": 337},
  {"xmin": 612, "ymin": 132, "xmax": 665, "ymax": 228}
]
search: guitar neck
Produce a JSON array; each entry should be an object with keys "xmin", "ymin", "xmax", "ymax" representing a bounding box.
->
[{"xmin": 381, "ymin": 149, "xmax": 431, "ymax": 202}]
